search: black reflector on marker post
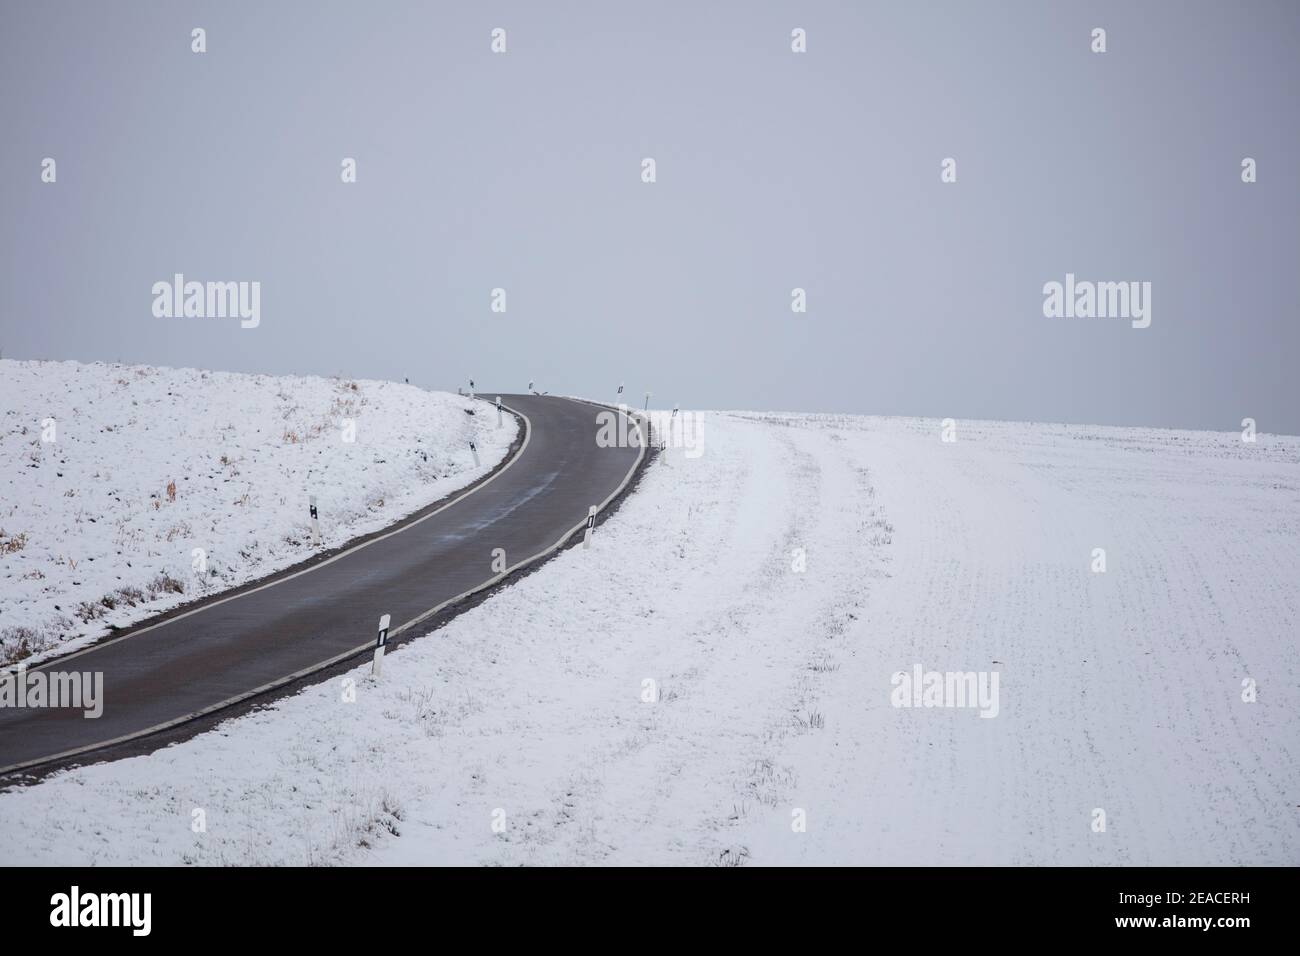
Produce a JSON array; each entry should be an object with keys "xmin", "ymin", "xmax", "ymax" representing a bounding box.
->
[{"xmin": 371, "ymin": 613, "xmax": 390, "ymax": 678}]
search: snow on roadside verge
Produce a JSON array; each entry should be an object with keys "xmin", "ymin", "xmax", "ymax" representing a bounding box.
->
[
  {"xmin": 0, "ymin": 360, "xmax": 517, "ymax": 666},
  {"xmin": 0, "ymin": 410, "xmax": 1295, "ymax": 866},
  {"xmin": 0, "ymin": 412, "xmax": 889, "ymax": 864}
]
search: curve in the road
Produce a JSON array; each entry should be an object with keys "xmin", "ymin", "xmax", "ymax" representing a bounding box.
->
[{"xmin": 0, "ymin": 394, "xmax": 645, "ymax": 776}]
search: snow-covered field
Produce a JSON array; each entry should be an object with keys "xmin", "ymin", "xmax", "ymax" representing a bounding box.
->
[
  {"xmin": 1, "ymin": 408, "xmax": 1296, "ymax": 866},
  {"xmin": 0, "ymin": 360, "xmax": 516, "ymax": 666}
]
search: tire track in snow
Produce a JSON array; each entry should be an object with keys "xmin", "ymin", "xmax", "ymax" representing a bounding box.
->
[{"xmin": 475, "ymin": 417, "xmax": 889, "ymax": 865}]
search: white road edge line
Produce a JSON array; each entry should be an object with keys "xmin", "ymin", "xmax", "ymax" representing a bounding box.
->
[
  {"xmin": 4, "ymin": 397, "xmax": 534, "ymax": 676},
  {"xmin": 0, "ymin": 400, "xmax": 646, "ymax": 776}
]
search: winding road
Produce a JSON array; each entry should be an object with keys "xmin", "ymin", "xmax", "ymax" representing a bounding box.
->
[{"xmin": 0, "ymin": 394, "xmax": 644, "ymax": 776}]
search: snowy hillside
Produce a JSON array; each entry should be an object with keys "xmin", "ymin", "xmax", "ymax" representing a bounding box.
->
[
  {"xmin": 0, "ymin": 410, "xmax": 1296, "ymax": 866},
  {"xmin": 0, "ymin": 360, "xmax": 517, "ymax": 666}
]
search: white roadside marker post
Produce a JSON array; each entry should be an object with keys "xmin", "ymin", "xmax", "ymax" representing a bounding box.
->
[
  {"xmin": 495, "ymin": 396, "xmax": 503, "ymax": 428},
  {"xmin": 371, "ymin": 613, "xmax": 391, "ymax": 678},
  {"xmin": 470, "ymin": 441, "xmax": 480, "ymax": 468},
  {"xmin": 527, "ymin": 380, "xmax": 534, "ymax": 394},
  {"xmin": 617, "ymin": 382, "xmax": 624, "ymax": 404},
  {"xmin": 309, "ymin": 495, "xmax": 321, "ymax": 546},
  {"xmin": 583, "ymin": 505, "xmax": 597, "ymax": 549},
  {"xmin": 643, "ymin": 390, "xmax": 651, "ymax": 412},
  {"xmin": 661, "ymin": 406, "xmax": 675, "ymax": 466},
  {"xmin": 469, "ymin": 379, "xmax": 476, "ymax": 400}
]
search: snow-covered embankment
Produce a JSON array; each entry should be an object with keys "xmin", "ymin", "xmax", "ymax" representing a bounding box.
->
[
  {"xmin": 0, "ymin": 360, "xmax": 516, "ymax": 665},
  {"xmin": 0, "ymin": 407, "xmax": 1295, "ymax": 866}
]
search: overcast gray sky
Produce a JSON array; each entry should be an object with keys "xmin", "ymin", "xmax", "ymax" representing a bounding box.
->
[{"xmin": 2, "ymin": 1, "xmax": 1296, "ymax": 432}]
